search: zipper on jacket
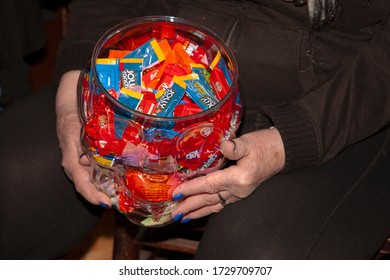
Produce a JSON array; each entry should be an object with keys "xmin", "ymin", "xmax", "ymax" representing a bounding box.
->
[
  {"xmin": 225, "ymin": 1, "xmax": 248, "ymax": 48},
  {"xmin": 225, "ymin": 17, "xmax": 240, "ymax": 47}
]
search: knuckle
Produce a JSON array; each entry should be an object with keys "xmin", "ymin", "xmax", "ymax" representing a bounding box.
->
[
  {"xmin": 235, "ymin": 171, "xmax": 253, "ymax": 186},
  {"xmin": 201, "ymin": 194, "xmax": 216, "ymax": 205},
  {"xmin": 61, "ymin": 156, "xmax": 73, "ymax": 170},
  {"xmin": 233, "ymin": 192, "xmax": 248, "ymax": 200},
  {"xmin": 204, "ymin": 176, "xmax": 221, "ymax": 194},
  {"xmin": 209, "ymin": 204, "xmax": 223, "ymax": 214},
  {"xmin": 60, "ymin": 158, "xmax": 67, "ymax": 168},
  {"xmin": 73, "ymin": 182, "xmax": 83, "ymax": 193}
]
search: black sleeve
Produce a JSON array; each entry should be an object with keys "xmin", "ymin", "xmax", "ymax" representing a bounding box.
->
[
  {"xmin": 262, "ymin": 15, "xmax": 390, "ymax": 172},
  {"xmin": 55, "ymin": 0, "xmax": 181, "ymax": 83},
  {"xmin": 54, "ymin": 0, "xmax": 148, "ymax": 83}
]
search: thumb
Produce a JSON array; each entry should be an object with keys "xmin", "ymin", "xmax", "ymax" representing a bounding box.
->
[
  {"xmin": 220, "ymin": 138, "xmax": 248, "ymax": 161},
  {"xmin": 79, "ymin": 153, "xmax": 91, "ymax": 166}
]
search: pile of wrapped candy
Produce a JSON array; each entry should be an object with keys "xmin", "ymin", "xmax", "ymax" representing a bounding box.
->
[
  {"xmin": 95, "ymin": 35, "xmax": 233, "ymax": 117},
  {"xmin": 81, "ymin": 31, "xmax": 241, "ymax": 220}
]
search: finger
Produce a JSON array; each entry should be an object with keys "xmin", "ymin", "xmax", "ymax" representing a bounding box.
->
[
  {"xmin": 220, "ymin": 137, "xmax": 250, "ymax": 161},
  {"xmin": 172, "ymin": 168, "xmax": 231, "ymax": 198},
  {"xmin": 172, "ymin": 192, "xmax": 222, "ymax": 216},
  {"xmin": 76, "ymin": 181, "xmax": 112, "ymax": 207},
  {"xmin": 72, "ymin": 166, "xmax": 112, "ymax": 206},
  {"xmin": 172, "ymin": 191, "xmax": 234, "ymax": 221},
  {"xmin": 181, "ymin": 203, "xmax": 225, "ymax": 221}
]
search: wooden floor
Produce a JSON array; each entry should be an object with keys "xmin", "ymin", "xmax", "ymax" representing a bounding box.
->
[
  {"xmin": 64, "ymin": 210, "xmax": 116, "ymax": 260},
  {"xmin": 30, "ymin": 8, "xmax": 116, "ymax": 260}
]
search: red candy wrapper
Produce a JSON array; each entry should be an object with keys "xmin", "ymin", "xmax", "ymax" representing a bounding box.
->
[
  {"xmin": 176, "ymin": 123, "xmax": 223, "ymax": 170},
  {"xmin": 136, "ymin": 90, "xmax": 157, "ymax": 115},
  {"xmin": 209, "ymin": 66, "xmax": 230, "ymax": 100},
  {"xmin": 84, "ymin": 112, "xmax": 127, "ymax": 157},
  {"xmin": 124, "ymin": 170, "xmax": 180, "ymax": 202},
  {"xmin": 173, "ymin": 102, "xmax": 202, "ymax": 117},
  {"xmin": 143, "ymin": 136, "xmax": 176, "ymax": 158},
  {"xmin": 154, "ymin": 64, "xmax": 188, "ymax": 91},
  {"xmin": 146, "ymin": 42, "xmax": 193, "ymax": 90},
  {"xmin": 142, "ymin": 64, "xmax": 163, "ymax": 88}
]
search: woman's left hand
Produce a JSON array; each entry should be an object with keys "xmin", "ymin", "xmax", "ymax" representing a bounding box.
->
[{"xmin": 170, "ymin": 127, "xmax": 285, "ymax": 222}]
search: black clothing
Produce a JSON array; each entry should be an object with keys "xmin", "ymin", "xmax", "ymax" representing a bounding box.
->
[
  {"xmin": 54, "ymin": 0, "xmax": 390, "ymax": 259},
  {"xmin": 196, "ymin": 127, "xmax": 390, "ymax": 259},
  {"xmin": 1, "ymin": 0, "xmax": 389, "ymax": 259},
  {"xmin": 0, "ymin": 86, "xmax": 103, "ymax": 259},
  {"xmin": 1, "ymin": 88, "xmax": 388, "ymax": 259},
  {"xmin": 57, "ymin": 0, "xmax": 390, "ymax": 171},
  {"xmin": 0, "ymin": 0, "xmax": 46, "ymax": 102}
]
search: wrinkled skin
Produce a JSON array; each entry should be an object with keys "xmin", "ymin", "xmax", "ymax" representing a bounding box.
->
[
  {"xmin": 56, "ymin": 71, "xmax": 112, "ymax": 207},
  {"xmin": 170, "ymin": 128, "xmax": 285, "ymax": 221}
]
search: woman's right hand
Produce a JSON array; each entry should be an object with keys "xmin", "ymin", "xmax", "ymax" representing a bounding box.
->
[{"xmin": 56, "ymin": 70, "xmax": 112, "ymax": 207}]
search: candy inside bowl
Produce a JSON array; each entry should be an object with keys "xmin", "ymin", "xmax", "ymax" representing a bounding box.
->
[{"xmin": 78, "ymin": 16, "xmax": 242, "ymax": 227}]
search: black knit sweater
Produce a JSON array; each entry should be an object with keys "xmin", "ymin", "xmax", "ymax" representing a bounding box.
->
[{"xmin": 56, "ymin": 0, "xmax": 390, "ymax": 172}]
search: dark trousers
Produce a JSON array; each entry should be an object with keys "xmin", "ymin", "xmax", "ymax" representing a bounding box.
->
[
  {"xmin": 196, "ymin": 126, "xmax": 390, "ymax": 259},
  {"xmin": 2, "ymin": 85, "xmax": 388, "ymax": 259},
  {"xmin": 0, "ymin": 86, "xmax": 103, "ymax": 259}
]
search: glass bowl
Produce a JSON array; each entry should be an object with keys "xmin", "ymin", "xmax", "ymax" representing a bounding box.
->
[{"xmin": 78, "ymin": 16, "xmax": 242, "ymax": 227}]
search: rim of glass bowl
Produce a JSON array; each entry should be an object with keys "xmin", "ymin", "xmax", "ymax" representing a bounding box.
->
[{"xmin": 90, "ymin": 15, "xmax": 239, "ymax": 122}]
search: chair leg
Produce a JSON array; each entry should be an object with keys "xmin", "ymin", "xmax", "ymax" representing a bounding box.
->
[{"xmin": 112, "ymin": 212, "xmax": 140, "ymax": 260}]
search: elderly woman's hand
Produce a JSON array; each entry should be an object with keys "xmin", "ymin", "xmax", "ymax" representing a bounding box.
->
[
  {"xmin": 170, "ymin": 128, "xmax": 285, "ymax": 222},
  {"xmin": 56, "ymin": 70, "xmax": 111, "ymax": 208}
]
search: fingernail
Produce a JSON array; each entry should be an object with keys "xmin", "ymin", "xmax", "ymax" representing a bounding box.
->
[
  {"xmin": 172, "ymin": 193, "xmax": 185, "ymax": 201},
  {"xmin": 172, "ymin": 213, "xmax": 184, "ymax": 222},
  {"xmin": 99, "ymin": 202, "xmax": 110, "ymax": 209},
  {"xmin": 231, "ymin": 140, "xmax": 237, "ymax": 152},
  {"xmin": 181, "ymin": 218, "xmax": 192, "ymax": 224}
]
